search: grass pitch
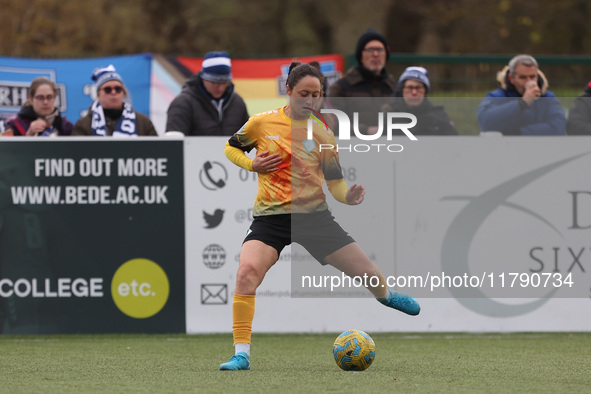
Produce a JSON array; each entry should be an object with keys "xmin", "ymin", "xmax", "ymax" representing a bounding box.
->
[{"xmin": 0, "ymin": 332, "xmax": 589, "ymax": 393}]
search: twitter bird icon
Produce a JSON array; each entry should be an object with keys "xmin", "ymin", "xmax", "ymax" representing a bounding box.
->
[{"xmin": 203, "ymin": 209, "xmax": 224, "ymax": 228}]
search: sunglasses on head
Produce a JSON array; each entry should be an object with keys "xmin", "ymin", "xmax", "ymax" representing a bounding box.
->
[{"xmin": 102, "ymin": 86, "xmax": 123, "ymax": 94}]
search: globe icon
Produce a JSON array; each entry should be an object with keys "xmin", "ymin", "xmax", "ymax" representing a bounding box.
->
[{"xmin": 203, "ymin": 244, "xmax": 226, "ymax": 269}]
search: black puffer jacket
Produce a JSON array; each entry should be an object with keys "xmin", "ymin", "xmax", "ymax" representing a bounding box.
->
[
  {"xmin": 327, "ymin": 66, "xmax": 398, "ymax": 135},
  {"xmin": 5, "ymin": 105, "xmax": 73, "ymax": 136},
  {"xmin": 391, "ymin": 98, "xmax": 458, "ymax": 136},
  {"xmin": 566, "ymin": 81, "xmax": 591, "ymax": 135},
  {"xmin": 166, "ymin": 72, "xmax": 249, "ymax": 136}
]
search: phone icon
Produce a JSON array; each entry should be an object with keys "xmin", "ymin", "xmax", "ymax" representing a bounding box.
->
[{"xmin": 199, "ymin": 161, "xmax": 227, "ymax": 190}]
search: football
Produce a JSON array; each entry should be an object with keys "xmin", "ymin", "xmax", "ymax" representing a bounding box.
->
[{"xmin": 333, "ymin": 329, "xmax": 376, "ymax": 371}]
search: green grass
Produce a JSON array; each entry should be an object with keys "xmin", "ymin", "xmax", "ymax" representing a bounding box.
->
[{"xmin": 0, "ymin": 333, "xmax": 589, "ymax": 393}]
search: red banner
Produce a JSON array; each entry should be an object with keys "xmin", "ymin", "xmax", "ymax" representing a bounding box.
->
[{"xmin": 173, "ymin": 54, "xmax": 344, "ymax": 100}]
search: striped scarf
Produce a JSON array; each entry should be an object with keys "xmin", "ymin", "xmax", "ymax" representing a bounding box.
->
[{"xmin": 91, "ymin": 100, "xmax": 137, "ymax": 137}]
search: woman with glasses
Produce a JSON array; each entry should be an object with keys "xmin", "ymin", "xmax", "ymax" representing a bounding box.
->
[
  {"xmin": 392, "ymin": 66, "xmax": 458, "ymax": 135},
  {"xmin": 3, "ymin": 77, "xmax": 73, "ymax": 137},
  {"xmin": 73, "ymin": 65, "xmax": 157, "ymax": 136}
]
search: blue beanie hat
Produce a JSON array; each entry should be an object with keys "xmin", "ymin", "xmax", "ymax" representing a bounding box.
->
[
  {"xmin": 92, "ymin": 64, "xmax": 124, "ymax": 90},
  {"xmin": 201, "ymin": 51, "xmax": 232, "ymax": 82},
  {"xmin": 397, "ymin": 66, "xmax": 430, "ymax": 93}
]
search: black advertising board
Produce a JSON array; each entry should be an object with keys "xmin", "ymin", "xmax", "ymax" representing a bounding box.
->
[{"xmin": 0, "ymin": 139, "xmax": 185, "ymax": 334}]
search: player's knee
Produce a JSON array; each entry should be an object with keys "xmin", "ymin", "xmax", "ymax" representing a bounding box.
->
[{"xmin": 236, "ymin": 263, "xmax": 264, "ymax": 288}]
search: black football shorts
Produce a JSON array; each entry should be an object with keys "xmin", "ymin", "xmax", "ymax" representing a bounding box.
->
[{"xmin": 243, "ymin": 210, "xmax": 355, "ymax": 264}]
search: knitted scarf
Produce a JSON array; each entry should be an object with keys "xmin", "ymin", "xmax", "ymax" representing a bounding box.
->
[{"xmin": 91, "ymin": 100, "xmax": 137, "ymax": 137}]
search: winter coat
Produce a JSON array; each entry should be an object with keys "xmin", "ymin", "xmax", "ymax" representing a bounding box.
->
[
  {"xmin": 165, "ymin": 73, "xmax": 249, "ymax": 136},
  {"xmin": 391, "ymin": 98, "xmax": 458, "ymax": 136},
  {"xmin": 5, "ymin": 105, "xmax": 73, "ymax": 136},
  {"xmin": 566, "ymin": 81, "xmax": 591, "ymax": 135},
  {"xmin": 327, "ymin": 66, "xmax": 398, "ymax": 135},
  {"xmin": 72, "ymin": 106, "xmax": 157, "ymax": 136},
  {"xmin": 477, "ymin": 66, "xmax": 566, "ymax": 135}
]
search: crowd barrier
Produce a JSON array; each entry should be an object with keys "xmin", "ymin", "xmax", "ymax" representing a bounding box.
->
[{"xmin": 1, "ymin": 136, "xmax": 590, "ymax": 334}]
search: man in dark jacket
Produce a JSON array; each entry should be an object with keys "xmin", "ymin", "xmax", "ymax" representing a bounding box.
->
[
  {"xmin": 166, "ymin": 51, "xmax": 249, "ymax": 136},
  {"xmin": 566, "ymin": 81, "xmax": 591, "ymax": 135},
  {"xmin": 327, "ymin": 28, "xmax": 397, "ymax": 135},
  {"xmin": 477, "ymin": 54, "xmax": 566, "ymax": 136},
  {"xmin": 393, "ymin": 66, "xmax": 457, "ymax": 136}
]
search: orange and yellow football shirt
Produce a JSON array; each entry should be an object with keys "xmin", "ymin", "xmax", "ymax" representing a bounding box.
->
[{"xmin": 225, "ymin": 106, "xmax": 344, "ymax": 216}]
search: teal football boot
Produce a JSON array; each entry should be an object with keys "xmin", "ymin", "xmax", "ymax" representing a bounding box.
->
[
  {"xmin": 219, "ymin": 352, "xmax": 250, "ymax": 371},
  {"xmin": 378, "ymin": 289, "xmax": 421, "ymax": 316}
]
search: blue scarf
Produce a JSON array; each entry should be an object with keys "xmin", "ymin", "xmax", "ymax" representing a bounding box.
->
[{"xmin": 91, "ymin": 100, "xmax": 137, "ymax": 137}]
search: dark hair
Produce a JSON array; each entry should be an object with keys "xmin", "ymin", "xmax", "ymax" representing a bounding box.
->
[
  {"xmin": 286, "ymin": 60, "xmax": 324, "ymax": 91},
  {"xmin": 307, "ymin": 61, "xmax": 321, "ymax": 72},
  {"xmin": 307, "ymin": 61, "xmax": 329, "ymax": 97}
]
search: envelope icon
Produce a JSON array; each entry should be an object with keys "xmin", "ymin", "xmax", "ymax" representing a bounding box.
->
[{"xmin": 201, "ymin": 284, "xmax": 228, "ymax": 305}]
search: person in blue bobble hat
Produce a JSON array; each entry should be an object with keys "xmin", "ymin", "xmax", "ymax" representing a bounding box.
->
[
  {"xmin": 166, "ymin": 51, "xmax": 249, "ymax": 136},
  {"xmin": 392, "ymin": 66, "xmax": 458, "ymax": 135},
  {"xmin": 73, "ymin": 65, "xmax": 157, "ymax": 136}
]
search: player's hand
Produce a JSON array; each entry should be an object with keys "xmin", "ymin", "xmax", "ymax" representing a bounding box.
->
[
  {"xmin": 26, "ymin": 119, "xmax": 50, "ymax": 136},
  {"xmin": 346, "ymin": 184, "xmax": 365, "ymax": 205},
  {"xmin": 252, "ymin": 151, "xmax": 282, "ymax": 174}
]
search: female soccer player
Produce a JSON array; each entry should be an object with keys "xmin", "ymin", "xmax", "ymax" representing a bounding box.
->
[{"xmin": 220, "ymin": 61, "xmax": 420, "ymax": 371}]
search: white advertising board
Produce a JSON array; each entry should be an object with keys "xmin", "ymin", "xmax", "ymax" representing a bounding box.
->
[{"xmin": 185, "ymin": 136, "xmax": 591, "ymax": 333}]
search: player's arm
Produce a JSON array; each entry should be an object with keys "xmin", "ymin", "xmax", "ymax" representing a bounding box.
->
[
  {"xmin": 225, "ymin": 120, "xmax": 258, "ymax": 171},
  {"xmin": 225, "ymin": 141, "xmax": 282, "ymax": 173},
  {"xmin": 327, "ymin": 179, "xmax": 349, "ymax": 204},
  {"xmin": 225, "ymin": 141, "xmax": 254, "ymax": 171},
  {"xmin": 321, "ymin": 127, "xmax": 365, "ymax": 205},
  {"xmin": 327, "ymin": 179, "xmax": 365, "ymax": 205}
]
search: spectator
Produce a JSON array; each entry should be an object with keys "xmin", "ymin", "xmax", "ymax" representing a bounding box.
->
[
  {"xmin": 566, "ymin": 81, "xmax": 591, "ymax": 135},
  {"xmin": 477, "ymin": 54, "xmax": 566, "ymax": 135},
  {"xmin": 393, "ymin": 66, "xmax": 457, "ymax": 135},
  {"xmin": 166, "ymin": 51, "xmax": 249, "ymax": 136},
  {"xmin": 327, "ymin": 28, "xmax": 397, "ymax": 135},
  {"xmin": 73, "ymin": 65, "xmax": 157, "ymax": 136},
  {"xmin": 3, "ymin": 77, "xmax": 73, "ymax": 137}
]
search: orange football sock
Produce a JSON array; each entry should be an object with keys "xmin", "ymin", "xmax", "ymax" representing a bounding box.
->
[
  {"xmin": 233, "ymin": 293, "xmax": 255, "ymax": 345},
  {"xmin": 372, "ymin": 274, "xmax": 389, "ymax": 299}
]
